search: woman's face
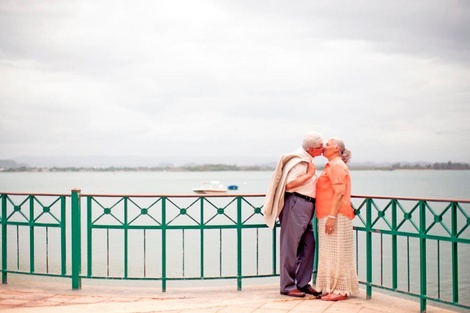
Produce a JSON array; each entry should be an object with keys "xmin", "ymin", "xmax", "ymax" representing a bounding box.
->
[{"xmin": 323, "ymin": 139, "xmax": 338, "ymax": 158}]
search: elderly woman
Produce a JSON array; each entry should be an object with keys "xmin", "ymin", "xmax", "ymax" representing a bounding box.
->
[{"xmin": 314, "ymin": 137, "xmax": 359, "ymax": 301}]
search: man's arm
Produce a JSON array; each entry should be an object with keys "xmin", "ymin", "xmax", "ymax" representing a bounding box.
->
[{"xmin": 286, "ymin": 162, "xmax": 316, "ymax": 190}]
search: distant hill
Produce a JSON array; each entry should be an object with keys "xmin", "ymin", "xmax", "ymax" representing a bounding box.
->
[
  {"xmin": 0, "ymin": 159, "xmax": 28, "ymax": 169},
  {"xmin": 12, "ymin": 155, "xmax": 275, "ymax": 168}
]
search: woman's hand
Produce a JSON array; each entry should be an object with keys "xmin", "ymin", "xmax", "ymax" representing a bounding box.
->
[
  {"xmin": 325, "ymin": 217, "xmax": 335, "ymax": 234},
  {"xmin": 326, "ymin": 183, "xmax": 345, "ymax": 234}
]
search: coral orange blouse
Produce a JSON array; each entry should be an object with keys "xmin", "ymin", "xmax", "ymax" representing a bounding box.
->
[{"xmin": 315, "ymin": 156, "xmax": 355, "ymax": 219}]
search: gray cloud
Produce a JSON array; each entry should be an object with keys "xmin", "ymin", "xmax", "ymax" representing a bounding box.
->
[{"xmin": 1, "ymin": 0, "xmax": 469, "ymax": 165}]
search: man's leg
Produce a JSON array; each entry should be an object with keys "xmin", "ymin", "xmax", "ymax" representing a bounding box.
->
[
  {"xmin": 279, "ymin": 195, "xmax": 311, "ymax": 294},
  {"xmin": 296, "ymin": 222, "xmax": 315, "ymax": 289},
  {"xmin": 279, "ymin": 196, "xmax": 301, "ymax": 293}
]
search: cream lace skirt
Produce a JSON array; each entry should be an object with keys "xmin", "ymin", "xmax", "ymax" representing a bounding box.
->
[{"xmin": 314, "ymin": 215, "xmax": 359, "ymax": 296}]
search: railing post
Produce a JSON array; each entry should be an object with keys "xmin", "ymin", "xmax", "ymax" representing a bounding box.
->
[
  {"xmin": 236, "ymin": 196, "xmax": 242, "ymax": 290},
  {"xmin": 29, "ymin": 196, "xmax": 35, "ymax": 274},
  {"xmin": 419, "ymin": 200, "xmax": 427, "ymax": 313},
  {"xmin": 123, "ymin": 196, "xmax": 129, "ymax": 279},
  {"xmin": 87, "ymin": 196, "xmax": 92, "ymax": 278},
  {"xmin": 61, "ymin": 196, "xmax": 67, "ymax": 276},
  {"xmin": 366, "ymin": 198, "xmax": 372, "ymax": 299},
  {"xmin": 451, "ymin": 201, "xmax": 459, "ymax": 304},
  {"xmin": 200, "ymin": 197, "xmax": 205, "ymax": 280},
  {"xmin": 71, "ymin": 189, "xmax": 82, "ymax": 290},
  {"xmin": 392, "ymin": 199, "xmax": 398, "ymax": 289},
  {"xmin": 161, "ymin": 196, "xmax": 167, "ymax": 292},
  {"xmin": 1, "ymin": 194, "xmax": 7, "ymax": 284}
]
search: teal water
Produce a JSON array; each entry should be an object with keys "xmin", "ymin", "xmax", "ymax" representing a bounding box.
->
[{"xmin": 1, "ymin": 170, "xmax": 469, "ymax": 198}]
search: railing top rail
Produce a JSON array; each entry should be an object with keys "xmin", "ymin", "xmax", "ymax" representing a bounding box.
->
[
  {"xmin": 0, "ymin": 192, "xmax": 69, "ymax": 197},
  {"xmin": 80, "ymin": 193, "xmax": 266, "ymax": 198},
  {"xmin": 351, "ymin": 194, "xmax": 470, "ymax": 203},
  {"xmin": 1, "ymin": 191, "xmax": 469, "ymax": 203}
]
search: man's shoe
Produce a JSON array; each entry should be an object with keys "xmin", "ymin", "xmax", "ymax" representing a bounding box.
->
[
  {"xmin": 299, "ymin": 285, "xmax": 322, "ymax": 296},
  {"xmin": 280, "ymin": 288, "xmax": 306, "ymax": 297}
]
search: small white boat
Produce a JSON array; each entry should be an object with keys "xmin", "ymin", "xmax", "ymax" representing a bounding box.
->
[{"xmin": 193, "ymin": 181, "xmax": 227, "ymax": 194}]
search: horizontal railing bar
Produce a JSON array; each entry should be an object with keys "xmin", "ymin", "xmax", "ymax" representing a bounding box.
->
[
  {"xmin": 0, "ymin": 192, "xmax": 68, "ymax": 197},
  {"xmin": 352, "ymin": 194, "xmax": 470, "ymax": 203},
  {"xmin": 3, "ymin": 222, "xmax": 62, "ymax": 228},
  {"xmin": 3, "ymin": 222, "xmax": 30, "ymax": 226},
  {"xmin": 81, "ymin": 193, "xmax": 266, "ymax": 198},
  {"xmin": 354, "ymin": 227, "xmax": 422, "ymax": 237},
  {"xmin": 89, "ymin": 224, "xmax": 269, "ymax": 230},
  {"xmin": 363, "ymin": 282, "xmax": 470, "ymax": 310},
  {"xmin": 354, "ymin": 228, "xmax": 470, "ymax": 243},
  {"xmin": 82, "ymin": 274, "xmax": 279, "ymax": 281},
  {"xmin": 4, "ymin": 271, "xmax": 71, "ymax": 278}
]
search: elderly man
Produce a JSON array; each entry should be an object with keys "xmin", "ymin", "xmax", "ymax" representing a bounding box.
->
[{"xmin": 264, "ymin": 131, "xmax": 324, "ymax": 297}]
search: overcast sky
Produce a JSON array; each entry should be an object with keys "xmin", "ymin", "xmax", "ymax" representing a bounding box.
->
[{"xmin": 1, "ymin": 0, "xmax": 469, "ymax": 166}]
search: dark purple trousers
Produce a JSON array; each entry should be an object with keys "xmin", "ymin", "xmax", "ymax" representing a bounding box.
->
[{"xmin": 278, "ymin": 193, "xmax": 315, "ymax": 293}]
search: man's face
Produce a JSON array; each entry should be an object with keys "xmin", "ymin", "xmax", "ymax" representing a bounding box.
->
[{"xmin": 307, "ymin": 143, "xmax": 324, "ymax": 157}]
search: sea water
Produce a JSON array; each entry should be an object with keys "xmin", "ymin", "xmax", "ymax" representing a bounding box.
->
[{"xmin": 1, "ymin": 170, "xmax": 469, "ymax": 198}]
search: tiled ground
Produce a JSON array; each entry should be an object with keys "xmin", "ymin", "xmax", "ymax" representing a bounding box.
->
[{"xmin": 0, "ymin": 278, "xmax": 463, "ymax": 313}]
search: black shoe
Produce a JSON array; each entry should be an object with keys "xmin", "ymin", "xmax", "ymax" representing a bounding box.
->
[
  {"xmin": 280, "ymin": 288, "xmax": 306, "ymax": 297},
  {"xmin": 299, "ymin": 285, "xmax": 322, "ymax": 296}
]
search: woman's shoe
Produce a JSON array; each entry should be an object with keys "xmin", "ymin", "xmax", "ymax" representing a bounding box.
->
[{"xmin": 321, "ymin": 293, "xmax": 348, "ymax": 301}]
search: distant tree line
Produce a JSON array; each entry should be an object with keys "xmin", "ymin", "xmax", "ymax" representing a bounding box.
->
[
  {"xmin": 390, "ymin": 161, "xmax": 470, "ymax": 170},
  {"xmin": 2, "ymin": 162, "xmax": 470, "ymax": 172},
  {"xmin": 0, "ymin": 164, "xmax": 275, "ymax": 172}
]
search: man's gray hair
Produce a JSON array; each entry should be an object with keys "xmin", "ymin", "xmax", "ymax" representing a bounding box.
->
[{"xmin": 302, "ymin": 131, "xmax": 323, "ymax": 150}]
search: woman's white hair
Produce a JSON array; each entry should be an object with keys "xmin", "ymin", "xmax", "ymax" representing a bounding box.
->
[{"xmin": 330, "ymin": 137, "xmax": 352, "ymax": 164}]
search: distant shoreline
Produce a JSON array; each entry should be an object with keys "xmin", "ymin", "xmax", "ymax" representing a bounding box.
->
[{"xmin": 1, "ymin": 162, "xmax": 469, "ymax": 173}]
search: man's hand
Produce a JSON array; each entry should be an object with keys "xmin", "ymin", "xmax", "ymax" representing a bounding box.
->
[
  {"xmin": 285, "ymin": 161, "xmax": 317, "ymax": 190},
  {"xmin": 306, "ymin": 162, "xmax": 316, "ymax": 178}
]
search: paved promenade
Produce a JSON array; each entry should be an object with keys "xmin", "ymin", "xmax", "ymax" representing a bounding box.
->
[{"xmin": 0, "ymin": 278, "xmax": 462, "ymax": 313}]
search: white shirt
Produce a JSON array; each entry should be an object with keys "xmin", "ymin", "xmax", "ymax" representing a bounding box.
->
[{"xmin": 285, "ymin": 147, "xmax": 317, "ymax": 198}]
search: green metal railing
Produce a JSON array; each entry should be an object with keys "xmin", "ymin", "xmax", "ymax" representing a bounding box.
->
[
  {"xmin": 351, "ymin": 195, "xmax": 470, "ymax": 312},
  {"xmin": 80, "ymin": 191, "xmax": 271, "ymax": 291},
  {"xmin": 1, "ymin": 190, "xmax": 469, "ymax": 312}
]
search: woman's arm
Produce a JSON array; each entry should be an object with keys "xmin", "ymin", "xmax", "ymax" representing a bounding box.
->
[{"xmin": 325, "ymin": 183, "xmax": 345, "ymax": 234}]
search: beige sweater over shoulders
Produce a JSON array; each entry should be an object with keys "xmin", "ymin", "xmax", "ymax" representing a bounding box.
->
[{"xmin": 263, "ymin": 153, "xmax": 309, "ymax": 229}]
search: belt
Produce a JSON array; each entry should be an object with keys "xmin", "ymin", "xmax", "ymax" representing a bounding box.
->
[{"xmin": 287, "ymin": 192, "xmax": 316, "ymax": 203}]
